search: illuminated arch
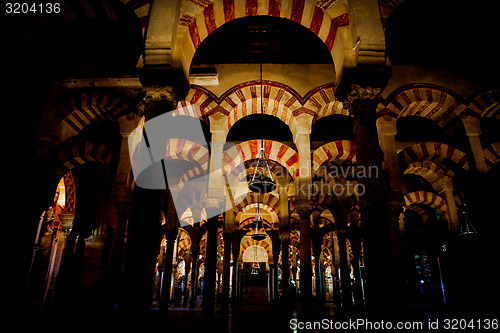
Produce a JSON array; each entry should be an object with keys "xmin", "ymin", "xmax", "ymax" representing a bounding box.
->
[
  {"xmin": 380, "ymin": 85, "xmax": 468, "ymax": 128},
  {"xmin": 312, "ymin": 140, "xmax": 356, "ymax": 173},
  {"xmin": 399, "ymin": 142, "xmax": 469, "ymax": 171},
  {"xmin": 223, "ymin": 139, "xmax": 299, "ymax": 179},
  {"xmin": 403, "ymin": 191, "xmax": 448, "ymax": 217},
  {"xmin": 178, "ymin": 0, "xmax": 350, "ymax": 81}
]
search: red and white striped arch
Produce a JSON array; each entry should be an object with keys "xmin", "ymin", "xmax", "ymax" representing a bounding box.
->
[
  {"xmin": 380, "ymin": 86, "xmax": 468, "ymax": 128},
  {"xmin": 484, "ymin": 142, "xmax": 500, "ymax": 168},
  {"xmin": 223, "ymin": 139, "xmax": 300, "ymax": 178},
  {"xmin": 178, "ymin": 165, "xmax": 207, "ymax": 192},
  {"xmin": 240, "ymin": 234, "xmax": 273, "ymax": 260},
  {"xmin": 289, "ymin": 231, "xmax": 300, "ymax": 251},
  {"xmin": 403, "ymin": 191, "xmax": 448, "ymax": 217},
  {"xmin": 177, "ymin": 227, "xmax": 192, "ymax": 251},
  {"xmin": 468, "ymin": 90, "xmax": 500, "ymax": 119},
  {"xmin": 222, "ymin": 83, "xmax": 302, "ymax": 130},
  {"xmin": 399, "ymin": 142, "xmax": 469, "ymax": 171},
  {"xmin": 180, "ymin": 0, "xmax": 350, "ymax": 77},
  {"xmin": 403, "ymin": 160, "xmax": 455, "ymax": 193},
  {"xmin": 56, "ymin": 89, "xmax": 132, "ymax": 142},
  {"xmin": 304, "ymin": 84, "xmax": 347, "ymax": 120},
  {"xmin": 165, "ymin": 138, "xmax": 210, "ymax": 172},
  {"xmin": 55, "ymin": 142, "xmax": 115, "ymax": 177},
  {"xmin": 234, "ymin": 192, "xmax": 280, "ymax": 214},
  {"xmin": 175, "ymin": 87, "xmax": 219, "ymax": 121},
  {"xmin": 312, "ymin": 140, "xmax": 356, "ymax": 173}
]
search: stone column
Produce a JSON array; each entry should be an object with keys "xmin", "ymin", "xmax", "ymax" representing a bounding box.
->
[
  {"xmin": 222, "ymin": 207, "xmax": 236, "ymax": 311},
  {"xmin": 189, "ymin": 223, "xmax": 200, "ymax": 308},
  {"xmin": 292, "ymin": 111, "xmax": 314, "ymax": 203},
  {"xmin": 440, "ymin": 179, "xmax": 460, "ymax": 232},
  {"xmin": 462, "ymin": 116, "xmax": 487, "ymax": 174},
  {"xmin": 311, "ymin": 212, "xmax": 324, "ymax": 303},
  {"xmin": 202, "ymin": 211, "xmax": 221, "ymax": 317},
  {"xmin": 270, "ymin": 230, "xmax": 280, "ymax": 304},
  {"xmin": 42, "ymin": 213, "xmax": 75, "ymax": 310},
  {"xmin": 278, "ymin": 181, "xmax": 290, "ymax": 304},
  {"xmin": 291, "ymin": 246, "xmax": 298, "ymax": 303},
  {"xmin": 344, "ymin": 84, "xmax": 397, "ymax": 311},
  {"xmin": 336, "ymin": 231, "xmax": 352, "ymax": 310},
  {"xmin": 221, "ymin": 231, "xmax": 232, "ymax": 312},
  {"xmin": 296, "ymin": 200, "xmax": 314, "ymax": 305},
  {"xmin": 376, "ymin": 115, "xmax": 403, "ymax": 260},
  {"xmin": 202, "ymin": 112, "xmax": 228, "ymax": 317},
  {"xmin": 231, "ymin": 229, "xmax": 240, "ymax": 307},
  {"xmin": 280, "ymin": 231, "xmax": 290, "ymax": 304},
  {"xmin": 349, "ymin": 226, "xmax": 364, "ymax": 311},
  {"xmin": 160, "ymin": 229, "xmax": 178, "ymax": 311},
  {"xmin": 183, "ymin": 253, "xmax": 191, "ymax": 306},
  {"xmin": 334, "ymin": 178, "xmax": 353, "ymax": 310}
]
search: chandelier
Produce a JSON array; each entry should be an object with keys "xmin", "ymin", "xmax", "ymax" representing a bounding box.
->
[
  {"xmin": 459, "ymin": 205, "xmax": 477, "ymax": 236},
  {"xmin": 250, "ymin": 196, "xmax": 267, "ymax": 241},
  {"xmin": 248, "ymin": 22, "xmax": 276, "ymax": 194}
]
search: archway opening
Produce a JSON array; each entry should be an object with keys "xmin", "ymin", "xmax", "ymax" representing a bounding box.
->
[
  {"xmin": 227, "ymin": 114, "xmax": 294, "ymax": 147},
  {"xmin": 192, "ymin": 15, "xmax": 333, "ymax": 65}
]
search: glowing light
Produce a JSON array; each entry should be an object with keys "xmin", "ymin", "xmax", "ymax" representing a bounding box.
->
[{"xmin": 56, "ymin": 177, "xmax": 65, "ymax": 208}]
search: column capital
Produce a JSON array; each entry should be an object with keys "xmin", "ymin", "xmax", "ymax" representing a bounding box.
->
[
  {"xmin": 58, "ymin": 213, "xmax": 75, "ymax": 236},
  {"xmin": 461, "ymin": 115, "xmax": 481, "ymax": 136},
  {"xmin": 376, "ymin": 115, "xmax": 398, "ymax": 136},
  {"xmin": 144, "ymin": 85, "xmax": 178, "ymax": 106},
  {"xmin": 295, "ymin": 199, "xmax": 314, "ymax": 219},
  {"xmin": 205, "ymin": 198, "xmax": 225, "ymax": 218},
  {"xmin": 440, "ymin": 177, "xmax": 454, "ymax": 191},
  {"xmin": 279, "ymin": 230, "xmax": 290, "ymax": 243},
  {"xmin": 118, "ymin": 112, "xmax": 143, "ymax": 135},
  {"xmin": 291, "ymin": 108, "xmax": 314, "ymax": 140},
  {"xmin": 224, "ymin": 207, "xmax": 237, "ymax": 234},
  {"xmin": 208, "ymin": 112, "xmax": 229, "ymax": 139},
  {"xmin": 343, "ymin": 84, "xmax": 383, "ymax": 123}
]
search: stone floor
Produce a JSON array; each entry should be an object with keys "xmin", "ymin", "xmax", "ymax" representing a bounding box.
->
[{"xmin": 16, "ymin": 301, "xmax": 496, "ymax": 332}]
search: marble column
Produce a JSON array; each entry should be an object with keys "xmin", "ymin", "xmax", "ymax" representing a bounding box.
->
[
  {"xmin": 376, "ymin": 115, "xmax": 403, "ymax": 260},
  {"xmin": 336, "ymin": 231, "xmax": 353, "ymax": 310},
  {"xmin": 221, "ymin": 232, "xmax": 232, "ymax": 312},
  {"xmin": 440, "ymin": 179, "xmax": 460, "ymax": 232},
  {"xmin": 296, "ymin": 200, "xmax": 314, "ymax": 305},
  {"xmin": 462, "ymin": 116, "xmax": 487, "ymax": 174},
  {"xmin": 278, "ymin": 181, "xmax": 290, "ymax": 304},
  {"xmin": 344, "ymin": 84, "xmax": 398, "ymax": 311},
  {"xmin": 311, "ymin": 212, "xmax": 324, "ymax": 303},
  {"xmin": 349, "ymin": 226, "xmax": 364, "ymax": 311},
  {"xmin": 160, "ymin": 229, "xmax": 178, "ymax": 311},
  {"xmin": 202, "ymin": 111, "xmax": 227, "ymax": 316},
  {"xmin": 189, "ymin": 224, "xmax": 200, "ymax": 308},
  {"xmin": 202, "ymin": 213, "xmax": 221, "ymax": 316},
  {"xmin": 42, "ymin": 213, "xmax": 75, "ymax": 310},
  {"xmin": 270, "ymin": 230, "xmax": 281, "ymax": 304},
  {"xmin": 231, "ymin": 230, "xmax": 241, "ymax": 307},
  {"xmin": 279, "ymin": 231, "xmax": 290, "ymax": 304}
]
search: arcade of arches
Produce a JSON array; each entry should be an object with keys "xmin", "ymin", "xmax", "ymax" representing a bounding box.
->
[{"xmin": 11, "ymin": 0, "xmax": 499, "ymax": 328}]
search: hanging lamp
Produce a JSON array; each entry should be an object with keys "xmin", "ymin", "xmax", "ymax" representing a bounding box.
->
[
  {"xmin": 251, "ymin": 247, "xmax": 260, "ymax": 275},
  {"xmin": 459, "ymin": 205, "xmax": 477, "ymax": 236},
  {"xmin": 250, "ymin": 196, "xmax": 267, "ymax": 241},
  {"xmin": 248, "ymin": 21, "xmax": 276, "ymax": 194}
]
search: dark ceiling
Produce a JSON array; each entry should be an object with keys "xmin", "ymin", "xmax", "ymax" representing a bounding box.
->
[
  {"xmin": 191, "ymin": 16, "xmax": 334, "ymax": 65},
  {"xmin": 385, "ymin": 0, "xmax": 500, "ymax": 76},
  {"xmin": 1, "ymin": 0, "xmax": 143, "ymax": 83}
]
